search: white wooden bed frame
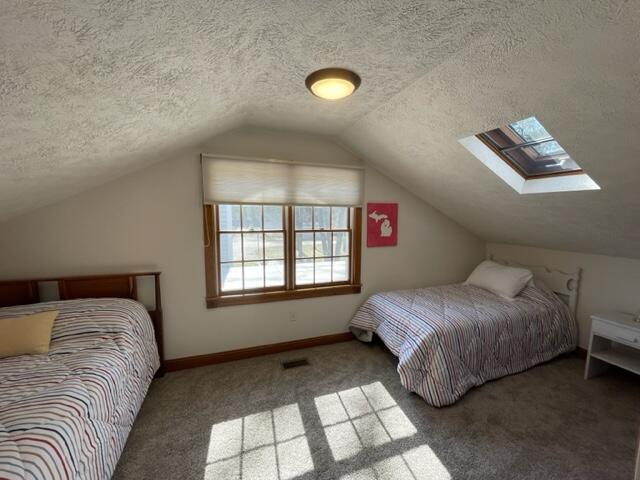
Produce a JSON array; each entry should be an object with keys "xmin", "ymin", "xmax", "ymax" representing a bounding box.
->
[{"xmin": 489, "ymin": 255, "xmax": 582, "ymax": 317}]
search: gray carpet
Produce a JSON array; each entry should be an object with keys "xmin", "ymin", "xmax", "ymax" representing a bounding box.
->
[{"xmin": 113, "ymin": 340, "xmax": 640, "ymax": 480}]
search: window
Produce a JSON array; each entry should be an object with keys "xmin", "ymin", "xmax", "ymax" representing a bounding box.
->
[
  {"xmin": 200, "ymin": 154, "xmax": 364, "ymax": 306},
  {"xmin": 477, "ymin": 116, "xmax": 582, "ymax": 178},
  {"xmin": 459, "ymin": 116, "xmax": 599, "ymax": 194},
  {"xmin": 217, "ymin": 204, "xmax": 286, "ymax": 293},
  {"xmin": 204, "ymin": 204, "xmax": 361, "ymax": 308},
  {"xmin": 294, "ymin": 206, "xmax": 351, "ymax": 286}
]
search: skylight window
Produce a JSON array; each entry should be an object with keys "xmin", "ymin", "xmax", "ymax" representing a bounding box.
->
[
  {"xmin": 459, "ymin": 116, "xmax": 600, "ymax": 194},
  {"xmin": 478, "ymin": 116, "xmax": 581, "ymax": 178}
]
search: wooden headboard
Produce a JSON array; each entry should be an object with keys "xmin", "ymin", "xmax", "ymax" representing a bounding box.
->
[{"xmin": 0, "ymin": 272, "xmax": 165, "ymax": 375}]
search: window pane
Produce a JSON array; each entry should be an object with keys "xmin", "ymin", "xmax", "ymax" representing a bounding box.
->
[
  {"xmin": 265, "ymin": 260, "xmax": 285, "ymax": 287},
  {"xmin": 263, "ymin": 206, "xmax": 282, "ymax": 230},
  {"xmin": 243, "ymin": 233, "xmax": 263, "ymax": 261},
  {"xmin": 315, "ymin": 258, "xmax": 332, "ymax": 283},
  {"xmin": 221, "ymin": 262, "xmax": 243, "ymax": 292},
  {"xmin": 505, "ymin": 147, "xmax": 580, "ymax": 177},
  {"xmin": 509, "ymin": 116, "xmax": 552, "ymax": 143},
  {"xmin": 219, "ymin": 204, "xmax": 241, "ymax": 231},
  {"xmin": 532, "ymin": 140, "xmax": 565, "ymax": 157},
  {"xmin": 314, "ymin": 207, "xmax": 330, "ymax": 230},
  {"xmin": 476, "ymin": 117, "xmax": 585, "ymax": 181},
  {"xmin": 315, "ymin": 232, "xmax": 332, "ymax": 258},
  {"xmin": 216, "ymin": 204, "xmax": 357, "ymax": 295},
  {"xmin": 333, "ymin": 257, "xmax": 349, "ymax": 282},
  {"xmin": 331, "ymin": 207, "xmax": 348, "ymax": 229},
  {"xmin": 295, "ymin": 206, "xmax": 313, "ymax": 230},
  {"xmin": 244, "ymin": 261, "xmax": 264, "ymax": 289},
  {"xmin": 264, "ymin": 233, "xmax": 284, "ymax": 259},
  {"xmin": 332, "ymin": 232, "xmax": 349, "ymax": 257},
  {"xmin": 242, "ymin": 205, "xmax": 262, "ymax": 231},
  {"xmin": 296, "ymin": 232, "xmax": 314, "ymax": 258},
  {"xmin": 220, "ymin": 233, "xmax": 242, "ymax": 262},
  {"xmin": 482, "ymin": 117, "xmax": 553, "ymax": 150},
  {"xmin": 296, "ymin": 259, "xmax": 314, "ymax": 285}
]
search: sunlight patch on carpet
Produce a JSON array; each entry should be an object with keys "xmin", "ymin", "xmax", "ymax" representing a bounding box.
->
[
  {"xmin": 341, "ymin": 445, "xmax": 451, "ymax": 480},
  {"xmin": 204, "ymin": 403, "xmax": 313, "ymax": 480},
  {"xmin": 315, "ymin": 381, "xmax": 417, "ymax": 462}
]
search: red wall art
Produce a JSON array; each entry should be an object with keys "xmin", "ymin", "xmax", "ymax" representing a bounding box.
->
[{"xmin": 366, "ymin": 203, "xmax": 398, "ymax": 247}]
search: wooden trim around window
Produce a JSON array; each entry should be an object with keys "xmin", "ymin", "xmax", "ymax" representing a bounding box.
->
[
  {"xmin": 285, "ymin": 206, "xmax": 295, "ymax": 290},
  {"xmin": 203, "ymin": 204, "xmax": 362, "ymax": 308},
  {"xmin": 207, "ymin": 284, "xmax": 361, "ymax": 308},
  {"xmin": 352, "ymin": 207, "xmax": 362, "ymax": 286},
  {"xmin": 203, "ymin": 204, "xmax": 218, "ymax": 298}
]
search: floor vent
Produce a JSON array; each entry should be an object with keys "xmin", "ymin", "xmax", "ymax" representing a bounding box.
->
[{"xmin": 281, "ymin": 358, "xmax": 309, "ymax": 370}]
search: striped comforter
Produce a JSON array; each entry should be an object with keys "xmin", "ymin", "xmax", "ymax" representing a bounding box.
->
[
  {"xmin": 0, "ymin": 299, "xmax": 159, "ymax": 480},
  {"xmin": 350, "ymin": 284, "xmax": 577, "ymax": 407}
]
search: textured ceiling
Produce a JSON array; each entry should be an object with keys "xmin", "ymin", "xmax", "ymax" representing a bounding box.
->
[
  {"xmin": 1, "ymin": 1, "xmax": 639, "ymax": 258},
  {"xmin": 0, "ymin": 0, "xmax": 507, "ymax": 220},
  {"xmin": 341, "ymin": 1, "xmax": 640, "ymax": 259}
]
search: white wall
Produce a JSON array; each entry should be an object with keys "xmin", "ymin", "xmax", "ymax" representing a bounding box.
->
[
  {"xmin": 0, "ymin": 127, "xmax": 484, "ymax": 359},
  {"xmin": 487, "ymin": 243, "xmax": 640, "ymax": 348}
]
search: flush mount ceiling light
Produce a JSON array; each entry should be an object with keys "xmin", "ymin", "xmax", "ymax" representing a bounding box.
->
[{"xmin": 305, "ymin": 68, "xmax": 361, "ymax": 100}]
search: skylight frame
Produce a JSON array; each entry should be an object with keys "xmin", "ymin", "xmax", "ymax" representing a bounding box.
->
[
  {"xmin": 458, "ymin": 116, "xmax": 600, "ymax": 195},
  {"xmin": 477, "ymin": 122, "xmax": 583, "ymax": 180}
]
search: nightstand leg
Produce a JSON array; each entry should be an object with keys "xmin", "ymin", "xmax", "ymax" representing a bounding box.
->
[
  {"xmin": 584, "ymin": 335, "xmax": 612, "ymax": 379},
  {"xmin": 585, "ymin": 356, "xmax": 610, "ymax": 379}
]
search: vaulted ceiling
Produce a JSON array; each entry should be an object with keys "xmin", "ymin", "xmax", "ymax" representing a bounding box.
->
[{"xmin": 2, "ymin": 1, "xmax": 639, "ymax": 258}]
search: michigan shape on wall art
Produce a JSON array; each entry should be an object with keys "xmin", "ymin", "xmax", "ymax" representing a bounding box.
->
[{"xmin": 366, "ymin": 203, "xmax": 398, "ymax": 247}]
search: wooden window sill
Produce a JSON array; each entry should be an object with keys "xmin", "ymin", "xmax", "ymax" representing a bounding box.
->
[{"xmin": 207, "ymin": 284, "xmax": 362, "ymax": 308}]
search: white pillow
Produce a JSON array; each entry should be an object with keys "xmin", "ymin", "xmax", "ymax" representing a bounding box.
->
[{"xmin": 465, "ymin": 260, "xmax": 533, "ymax": 299}]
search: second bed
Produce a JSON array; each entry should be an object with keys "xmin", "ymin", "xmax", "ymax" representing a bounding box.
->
[{"xmin": 350, "ymin": 261, "xmax": 579, "ymax": 407}]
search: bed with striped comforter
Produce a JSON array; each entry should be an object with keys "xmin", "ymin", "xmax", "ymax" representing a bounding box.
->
[
  {"xmin": 350, "ymin": 283, "xmax": 577, "ymax": 407},
  {"xmin": 0, "ymin": 298, "xmax": 159, "ymax": 480}
]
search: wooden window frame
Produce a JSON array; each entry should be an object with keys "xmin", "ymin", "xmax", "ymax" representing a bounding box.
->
[{"xmin": 203, "ymin": 204, "xmax": 362, "ymax": 308}]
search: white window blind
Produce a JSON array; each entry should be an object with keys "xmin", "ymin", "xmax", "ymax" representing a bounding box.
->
[{"xmin": 201, "ymin": 154, "xmax": 364, "ymax": 206}]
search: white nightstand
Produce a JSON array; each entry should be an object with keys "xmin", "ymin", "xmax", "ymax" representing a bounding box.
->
[{"xmin": 584, "ymin": 312, "xmax": 640, "ymax": 380}]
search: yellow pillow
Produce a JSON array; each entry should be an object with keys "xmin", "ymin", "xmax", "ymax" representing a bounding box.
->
[{"xmin": 0, "ymin": 310, "xmax": 58, "ymax": 358}]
